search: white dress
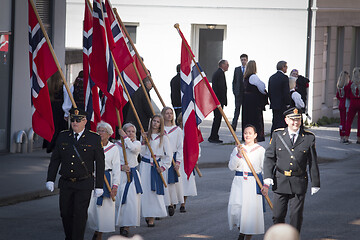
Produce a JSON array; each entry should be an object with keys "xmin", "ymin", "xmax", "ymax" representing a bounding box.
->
[
  {"xmin": 140, "ymin": 133, "xmax": 172, "ymax": 217},
  {"xmin": 228, "ymin": 144, "xmax": 265, "ymax": 235},
  {"xmin": 115, "ymin": 137, "xmax": 142, "ymax": 227},
  {"xmin": 163, "ymin": 126, "xmax": 184, "ymax": 205},
  {"xmin": 179, "ymin": 146, "xmax": 199, "ymax": 197},
  {"xmin": 88, "ymin": 142, "xmax": 121, "ymax": 232}
]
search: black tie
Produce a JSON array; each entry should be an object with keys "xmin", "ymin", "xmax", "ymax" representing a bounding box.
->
[
  {"xmin": 291, "ymin": 134, "xmax": 295, "ymax": 145},
  {"xmin": 74, "ymin": 133, "xmax": 79, "ymax": 141}
]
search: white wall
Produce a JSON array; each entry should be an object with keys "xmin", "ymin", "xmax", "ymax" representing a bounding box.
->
[{"xmin": 66, "ymin": 0, "xmax": 309, "ymax": 121}]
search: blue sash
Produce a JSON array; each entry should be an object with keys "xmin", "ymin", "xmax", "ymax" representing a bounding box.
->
[
  {"xmin": 142, "ymin": 157, "xmax": 164, "ymax": 195},
  {"xmin": 97, "ymin": 170, "xmax": 111, "ymax": 206},
  {"xmin": 235, "ymin": 171, "xmax": 266, "ymax": 212},
  {"xmin": 121, "ymin": 167, "xmax": 143, "ymax": 204},
  {"xmin": 168, "ymin": 153, "xmax": 179, "ymax": 184}
]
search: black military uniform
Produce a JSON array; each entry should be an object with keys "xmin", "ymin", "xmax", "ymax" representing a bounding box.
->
[
  {"xmin": 47, "ymin": 108, "xmax": 105, "ymax": 240},
  {"xmin": 264, "ymin": 107, "xmax": 320, "ymax": 232}
]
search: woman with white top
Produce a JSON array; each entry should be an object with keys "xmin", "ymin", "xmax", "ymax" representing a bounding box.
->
[
  {"xmin": 241, "ymin": 60, "xmax": 268, "ymax": 142},
  {"xmin": 115, "ymin": 123, "xmax": 142, "ymax": 237},
  {"xmin": 88, "ymin": 121, "xmax": 120, "ymax": 240},
  {"xmin": 140, "ymin": 114, "xmax": 172, "ymax": 227},
  {"xmin": 161, "ymin": 107, "xmax": 184, "ymax": 216},
  {"xmin": 228, "ymin": 124, "xmax": 265, "ymax": 240}
]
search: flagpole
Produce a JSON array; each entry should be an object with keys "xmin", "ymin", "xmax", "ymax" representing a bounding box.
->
[
  {"xmin": 112, "ymin": 8, "xmax": 166, "ymax": 107},
  {"xmin": 111, "ymin": 55, "xmax": 167, "ymax": 188},
  {"xmin": 29, "ymin": 0, "xmax": 77, "ymax": 109},
  {"xmin": 112, "ymin": 8, "xmax": 180, "ymax": 178},
  {"xmin": 174, "ymin": 23, "xmax": 272, "ymax": 209},
  {"xmin": 86, "ymin": 0, "xmax": 131, "ymax": 183}
]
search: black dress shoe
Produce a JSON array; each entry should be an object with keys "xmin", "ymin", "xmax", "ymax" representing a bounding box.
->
[
  {"xmin": 168, "ymin": 205, "xmax": 175, "ymax": 216},
  {"xmin": 238, "ymin": 233, "xmax": 245, "ymax": 240},
  {"xmin": 147, "ymin": 222, "xmax": 155, "ymax": 227},
  {"xmin": 208, "ymin": 138, "xmax": 223, "ymax": 143},
  {"xmin": 120, "ymin": 227, "xmax": 129, "ymax": 237},
  {"xmin": 180, "ymin": 206, "xmax": 186, "ymax": 213}
]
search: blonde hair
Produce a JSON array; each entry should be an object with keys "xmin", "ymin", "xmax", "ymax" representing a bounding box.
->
[
  {"xmin": 337, "ymin": 70, "xmax": 350, "ymax": 89},
  {"xmin": 244, "ymin": 60, "xmax": 257, "ymax": 79},
  {"xmin": 123, "ymin": 122, "xmax": 136, "ymax": 133},
  {"xmin": 161, "ymin": 106, "xmax": 175, "ymax": 126},
  {"xmin": 289, "ymin": 76, "xmax": 297, "ymax": 89},
  {"xmin": 352, "ymin": 67, "xmax": 360, "ymax": 84},
  {"xmin": 177, "ymin": 112, "xmax": 183, "ymax": 129},
  {"xmin": 147, "ymin": 114, "xmax": 165, "ymax": 146}
]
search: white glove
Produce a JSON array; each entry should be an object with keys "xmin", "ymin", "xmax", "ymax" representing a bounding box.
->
[
  {"xmin": 263, "ymin": 178, "xmax": 274, "ymax": 186},
  {"xmin": 46, "ymin": 181, "xmax": 54, "ymax": 192},
  {"xmin": 311, "ymin": 187, "xmax": 320, "ymax": 195},
  {"xmin": 94, "ymin": 188, "xmax": 104, "ymax": 197}
]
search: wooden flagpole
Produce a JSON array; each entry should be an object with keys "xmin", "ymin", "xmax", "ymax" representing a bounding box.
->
[
  {"xmin": 29, "ymin": 0, "xmax": 76, "ymax": 109},
  {"xmin": 86, "ymin": 0, "xmax": 131, "ymax": 183},
  {"xmin": 174, "ymin": 23, "xmax": 272, "ymax": 209},
  {"xmin": 113, "ymin": 8, "xmax": 181, "ymax": 177},
  {"xmin": 111, "ymin": 56, "xmax": 167, "ymax": 187}
]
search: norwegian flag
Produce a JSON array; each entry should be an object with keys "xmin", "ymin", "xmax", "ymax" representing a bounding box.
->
[
  {"xmin": 83, "ymin": 0, "xmax": 101, "ymax": 131},
  {"xmin": 28, "ymin": 0, "xmax": 57, "ymax": 142},
  {"xmin": 104, "ymin": 0, "xmax": 133, "ymax": 72},
  {"xmin": 0, "ymin": 35, "xmax": 9, "ymax": 52},
  {"xmin": 178, "ymin": 28, "xmax": 220, "ymax": 178}
]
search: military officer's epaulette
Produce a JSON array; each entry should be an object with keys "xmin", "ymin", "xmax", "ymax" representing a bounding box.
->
[
  {"xmin": 303, "ymin": 129, "xmax": 315, "ymax": 135},
  {"xmin": 89, "ymin": 130, "xmax": 100, "ymax": 135},
  {"xmin": 60, "ymin": 129, "xmax": 70, "ymax": 133},
  {"xmin": 273, "ymin": 128, "xmax": 285, "ymax": 132}
]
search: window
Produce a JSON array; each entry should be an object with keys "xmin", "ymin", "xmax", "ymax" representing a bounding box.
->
[
  {"xmin": 36, "ymin": 0, "xmax": 53, "ymax": 41},
  {"xmin": 336, "ymin": 27, "xmax": 344, "ymax": 80},
  {"xmin": 125, "ymin": 25, "xmax": 137, "ymax": 44}
]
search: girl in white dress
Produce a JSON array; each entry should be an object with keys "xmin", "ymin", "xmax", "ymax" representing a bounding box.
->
[
  {"xmin": 115, "ymin": 123, "xmax": 142, "ymax": 237},
  {"xmin": 228, "ymin": 124, "xmax": 265, "ymax": 240},
  {"xmin": 88, "ymin": 121, "xmax": 120, "ymax": 240},
  {"xmin": 176, "ymin": 113, "xmax": 198, "ymax": 212},
  {"xmin": 161, "ymin": 107, "xmax": 184, "ymax": 216},
  {"xmin": 140, "ymin": 114, "xmax": 172, "ymax": 227}
]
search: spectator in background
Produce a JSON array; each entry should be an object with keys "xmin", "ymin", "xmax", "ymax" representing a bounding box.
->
[
  {"xmin": 241, "ymin": 60, "xmax": 267, "ymax": 142},
  {"xmin": 290, "ymin": 69, "xmax": 309, "ymax": 112},
  {"xmin": 208, "ymin": 59, "xmax": 229, "ymax": 143},
  {"xmin": 268, "ymin": 61, "xmax": 291, "ymax": 137},
  {"xmin": 344, "ymin": 67, "xmax": 360, "ymax": 144},
  {"xmin": 231, "ymin": 54, "xmax": 248, "ymax": 132},
  {"xmin": 170, "ymin": 64, "xmax": 182, "ymax": 125},
  {"xmin": 336, "ymin": 71, "xmax": 350, "ymax": 143},
  {"xmin": 289, "ymin": 76, "xmax": 305, "ymax": 110}
]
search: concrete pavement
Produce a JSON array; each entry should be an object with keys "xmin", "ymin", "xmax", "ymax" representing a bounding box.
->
[{"xmin": 0, "ymin": 119, "xmax": 359, "ymax": 206}]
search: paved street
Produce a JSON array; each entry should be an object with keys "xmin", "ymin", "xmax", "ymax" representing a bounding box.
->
[
  {"xmin": 1, "ymin": 155, "xmax": 360, "ymax": 240},
  {"xmin": 1, "ymin": 120, "xmax": 360, "ymax": 239}
]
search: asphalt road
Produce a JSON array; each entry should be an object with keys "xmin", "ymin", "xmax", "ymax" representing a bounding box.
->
[{"xmin": 1, "ymin": 155, "xmax": 360, "ymax": 240}]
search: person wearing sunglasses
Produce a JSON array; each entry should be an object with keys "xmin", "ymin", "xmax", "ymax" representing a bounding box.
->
[{"xmin": 46, "ymin": 107, "xmax": 105, "ymax": 240}]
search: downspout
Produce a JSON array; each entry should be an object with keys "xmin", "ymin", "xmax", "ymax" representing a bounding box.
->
[{"xmin": 305, "ymin": 0, "xmax": 313, "ymax": 77}]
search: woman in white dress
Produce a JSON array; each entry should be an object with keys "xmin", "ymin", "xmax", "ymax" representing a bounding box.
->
[
  {"xmin": 161, "ymin": 107, "xmax": 184, "ymax": 216},
  {"xmin": 88, "ymin": 121, "xmax": 120, "ymax": 240},
  {"xmin": 177, "ymin": 113, "xmax": 198, "ymax": 213},
  {"xmin": 115, "ymin": 123, "xmax": 142, "ymax": 237},
  {"xmin": 140, "ymin": 114, "xmax": 172, "ymax": 227},
  {"xmin": 228, "ymin": 124, "xmax": 265, "ymax": 240}
]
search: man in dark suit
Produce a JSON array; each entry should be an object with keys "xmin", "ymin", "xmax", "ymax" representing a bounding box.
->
[
  {"xmin": 262, "ymin": 107, "xmax": 320, "ymax": 232},
  {"xmin": 208, "ymin": 59, "xmax": 229, "ymax": 143},
  {"xmin": 268, "ymin": 61, "xmax": 291, "ymax": 136},
  {"xmin": 231, "ymin": 54, "xmax": 248, "ymax": 131},
  {"xmin": 170, "ymin": 64, "xmax": 182, "ymax": 125},
  {"xmin": 46, "ymin": 107, "xmax": 105, "ymax": 240}
]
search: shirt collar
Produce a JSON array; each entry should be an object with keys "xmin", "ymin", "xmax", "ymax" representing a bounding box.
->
[
  {"xmin": 74, "ymin": 128, "xmax": 85, "ymax": 139},
  {"xmin": 288, "ymin": 128, "xmax": 300, "ymax": 136}
]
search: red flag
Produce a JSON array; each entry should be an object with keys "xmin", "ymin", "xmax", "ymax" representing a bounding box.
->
[
  {"xmin": 28, "ymin": 0, "xmax": 57, "ymax": 142},
  {"xmin": 83, "ymin": 0, "xmax": 101, "ymax": 131},
  {"xmin": 177, "ymin": 27, "xmax": 219, "ymax": 178},
  {"xmin": 104, "ymin": 0, "xmax": 134, "ymax": 72},
  {"xmin": 0, "ymin": 35, "xmax": 9, "ymax": 52}
]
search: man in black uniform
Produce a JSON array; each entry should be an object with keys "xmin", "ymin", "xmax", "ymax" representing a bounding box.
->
[
  {"xmin": 262, "ymin": 107, "xmax": 320, "ymax": 232},
  {"xmin": 46, "ymin": 107, "xmax": 105, "ymax": 240},
  {"xmin": 170, "ymin": 64, "xmax": 182, "ymax": 125},
  {"xmin": 208, "ymin": 59, "xmax": 229, "ymax": 143}
]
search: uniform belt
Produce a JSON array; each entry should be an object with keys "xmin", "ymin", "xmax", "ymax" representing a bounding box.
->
[
  {"xmin": 62, "ymin": 174, "xmax": 91, "ymax": 182},
  {"xmin": 276, "ymin": 168, "xmax": 304, "ymax": 177}
]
